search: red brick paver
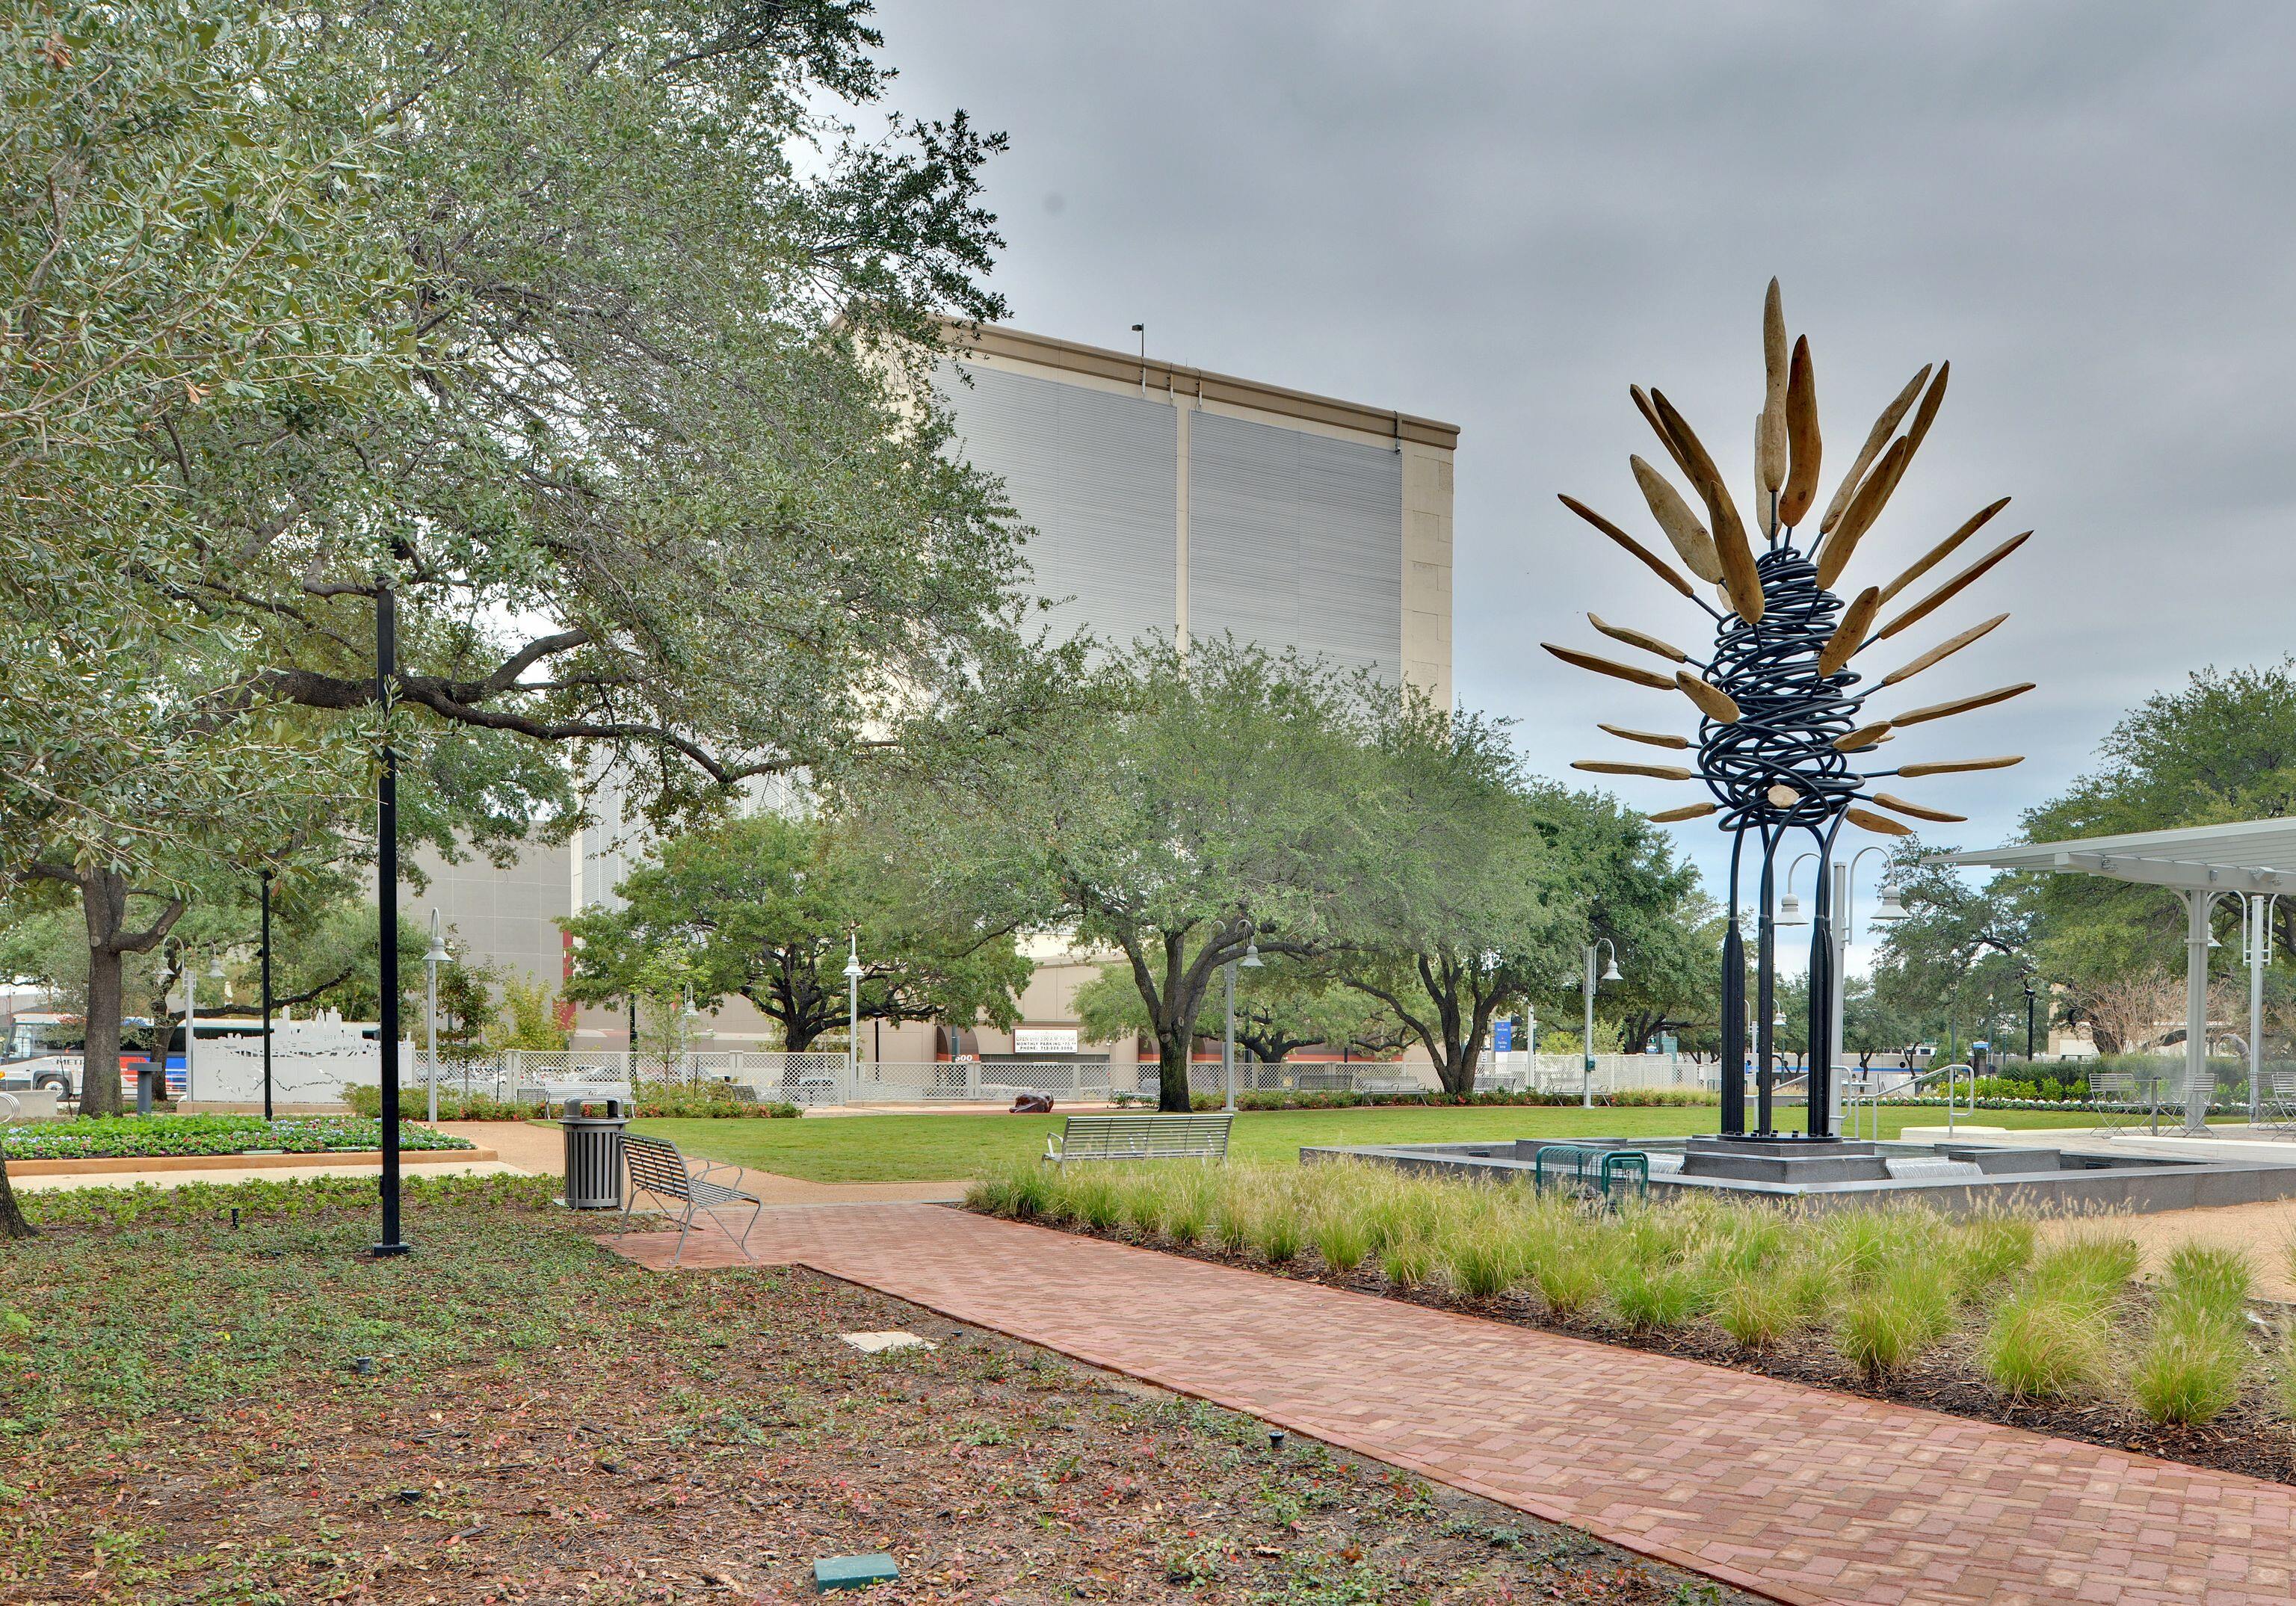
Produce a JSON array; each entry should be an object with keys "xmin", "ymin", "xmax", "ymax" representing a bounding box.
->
[{"xmin": 608, "ymin": 1205, "xmax": 2296, "ymax": 1605}]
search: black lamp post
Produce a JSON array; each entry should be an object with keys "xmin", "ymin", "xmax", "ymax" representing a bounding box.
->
[
  {"xmin": 373, "ymin": 578, "xmax": 410, "ymax": 1258},
  {"xmin": 2024, "ymin": 980, "xmax": 2037, "ymax": 1063}
]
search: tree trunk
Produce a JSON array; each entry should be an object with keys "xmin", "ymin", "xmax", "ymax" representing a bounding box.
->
[
  {"xmin": 81, "ymin": 940, "xmax": 127, "ymax": 1116},
  {"xmin": 1154, "ymin": 1028, "xmax": 1194, "ymax": 1112},
  {"xmin": 0, "ymin": 1154, "xmax": 33, "ymax": 1240},
  {"xmin": 1433, "ymin": 1043, "xmax": 1478, "ymax": 1098}
]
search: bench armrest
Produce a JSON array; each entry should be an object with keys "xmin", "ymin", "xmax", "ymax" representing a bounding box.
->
[{"xmin": 1043, "ymin": 1133, "xmax": 1064, "ymax": 1164}]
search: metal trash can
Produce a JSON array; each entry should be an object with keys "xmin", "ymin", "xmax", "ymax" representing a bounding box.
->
[{"xmin": 558, "ymin": 1096, "xmax": 630, "ymax": 1210}]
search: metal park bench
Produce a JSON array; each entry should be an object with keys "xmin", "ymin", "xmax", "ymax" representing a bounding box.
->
[
  {"xmin": 1043, "ymin": 1112, "xmax": 1232, "ymax": 1167},
  {"xmin": 621, "ymin": 1133, "xmax": 763, "ymax": 1267}
]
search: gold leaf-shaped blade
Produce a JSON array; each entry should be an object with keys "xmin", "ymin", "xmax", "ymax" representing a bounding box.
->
[
  {"xmin": 1599, "ymin": 723, "xmax": 1690, "ymax": 750},
  {"xmin": 1880, "ymin": 498, "xmax": 2011, "ymax": 605},
  {"xmin": 1650, "ymin": 389, "xmax": 1763, "ymax": 622},
  {"xmin": 1833, "ymin": 722, "xmax": 1892, "ymax": 752},
  {"xmin": 1873, "ymin": 791, "xmax": 1966, "ymax": 824},
  {"xmin": 1632, "ymin": 384, "xmax": 1699, "ymax": 485},
  {"xmin": 1630, "ymin": 455, "xmax": 1724, "ymax": 584},
  {"xmin": 1814, "ymin": 436, "xmax": 1910, "ymax": 590},
  {"xmin": 1819, "ymin": 364, "xmax": 1931, "ymax": 535},
  {"xmin": 1904, "ymin": 359, "xmax": 1950, "ymax": 455},
  {"xmin": 1845, "ymin": 806, "xmax": 1916, "ymax": 837},
  {"xmin": 1573, "ymin": 760, "xmax": 1695, "ymax": 781},
  {"xmin": 1890, "ymin": 682, "xmax": 2036, "ymax": 728},
  {"xmin": 1879, "ymin": 613, "xmax": 2009, "ymax": 688},
  {"xmin": 1676, "ymin": 670, "xmax": 1741, "ymax": 724},
  {"xmin": 1877, "ymin": 531, "xmax": 2031, "ymax": 640},
  {"xmin": 1589, "ymin": 611, "xmax": 1687, "ymax": 663},
  {"xmin": 1558, "ymin": 494, "xmax": 1697, "ymax": 600},
  {"xmin": 1647, "ymin": 802, "xmax": 1719, "ymax": 824},
  {"xmin": 1895, "ymin": 755, "xmax": 2024, "ymax": 777},
  {"xmin": 1779, "ymin": 335, "xmax": 1821, "ymax": 528},
  {"xmin": 1542, "ymin": 641, "xmax": 1677, "ymax": 691},
  {"xmin": 1757, "ymin": 280, "xmax": 1789, "ymax": 534},
  {"xmin": 1817, "ymin": 587, "xmax": 1882, "ymax": 676}
]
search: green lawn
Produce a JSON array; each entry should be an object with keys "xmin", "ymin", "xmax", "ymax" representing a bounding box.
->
[{"xmin": 634, "ymin": 1102, "xmax": 2107, "ymax": 1183}]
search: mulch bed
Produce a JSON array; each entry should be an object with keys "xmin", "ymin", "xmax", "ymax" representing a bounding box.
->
[
  {"xmin": 1010, "ymin": 1211, "xmax": 2296, "ymax": 1489},
  {"xmin": 0, "ymin": 1196, "xmax": 1758, "ymax": 1605}
]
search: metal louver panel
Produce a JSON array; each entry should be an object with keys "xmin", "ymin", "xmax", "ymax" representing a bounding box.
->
[
  {"xmin": 1188, "ymin": 412, "xmax": 1402, "ymax": 682},
  {"xmin": 936, "ymin": 361, "xmax": 1178, "ymax": 651}
]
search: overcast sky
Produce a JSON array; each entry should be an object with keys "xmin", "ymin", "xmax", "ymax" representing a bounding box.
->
[{"xmin": 870, "ymin": 1, "xmax": 2296, "ymax": 939}]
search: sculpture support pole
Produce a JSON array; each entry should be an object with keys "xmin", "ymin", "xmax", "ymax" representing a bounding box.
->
[
  {"xmin": 1756, "ymin": 838, "xmax": 1778, "ymax": 1136},
  {"xmin": 1721, "ymin": 833, "xmax": 1747, "ymax": 1135},
  {"xmin": 1806, "ymin": 844, "xmax": 1835, "ymax": 1140}
]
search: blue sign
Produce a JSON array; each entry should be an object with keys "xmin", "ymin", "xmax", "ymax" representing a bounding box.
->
[{"xmin": 1493, "ymin": 1019, "xmax": 1514, "ymax": 1052}]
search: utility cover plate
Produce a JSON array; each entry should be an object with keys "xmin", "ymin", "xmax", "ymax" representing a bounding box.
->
[
  {"xmin": 815, "ymin": 1553, "xmax": 899, "ymax": 1592},
  {"xmin": 840, "ymin": 1330, "xmax": 935, "ymax": 1355}
]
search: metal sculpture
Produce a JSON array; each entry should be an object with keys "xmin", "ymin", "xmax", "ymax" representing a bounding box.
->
[{"xmin": 1543, "ymin": 281, "xmax": 2030, "ymax": 1143}]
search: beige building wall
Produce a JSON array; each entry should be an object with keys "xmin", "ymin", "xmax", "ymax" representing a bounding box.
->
[{"xmin": 940, "ymin": 324, "xmax": 1457, "ymax": 705}]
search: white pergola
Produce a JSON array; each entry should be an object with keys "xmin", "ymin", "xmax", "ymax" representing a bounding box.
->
[{"xmin": 1938, "ymin": 818, "xmax": 2295, "ymax": 1134}]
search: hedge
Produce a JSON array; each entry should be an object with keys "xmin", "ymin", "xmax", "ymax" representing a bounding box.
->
[{"xmin": 2, "ymin": 1115, "xmax": 478, "ymax": 1161}]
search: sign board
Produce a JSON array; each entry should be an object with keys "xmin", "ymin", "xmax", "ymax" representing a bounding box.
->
[
  {"xmin": 1492, "ymin": 1019, "xmax": 1514, "ymax": 1053},
  {"xmin": 1013, "ymin": 1028, "xmax": 1079, "ymax": 1055}
]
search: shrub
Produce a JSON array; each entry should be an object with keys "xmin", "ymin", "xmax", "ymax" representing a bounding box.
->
[
  {"xmin": 1069, "ymin": 1173, "xmax": 1125, "ymax": 1232},
  {"xmin": 2030, "ymin": 1232, "xmax": 2142, "ymax": 1312},
  {"xmin": 2160, "ymin": 1244, "xmax": 2251, "ymax": 1321},
  {"xmin": 1314, "ymin": 1211, "xmax": 1370, "ymax": 1275},
  {"xmin": 1253, "ymin": 1204, "xmax": 1303, "ymax": 1264},
  {"xmin": 1948, "ymin": 1215, "xmax": 2037, "ymax": 1302},
  {"xmin": 1714, "ymin": 1273, "xmax": 1798, "ymax": 1350},
  {"xmin": 1442, "ymin": 1229, "xmax": 1519, "ymax": 1300},
  {"xmin": 4, "ymin": 1114, "xmax": 475, "ymax": 1160},
  {"xmin": 1530, "ymin": 1247, "xmax": 1603, "ymax": 1319},
  {"xmin": 1836, "ymin": 1262, "xmax": 1953, "ymax": 1378},
  {"xmin": 1380, "ymin": 1235, "xmax": 1434, "ymax": 1290},
  {"xmin": 1979, "ymin": 1290, "xmax": 2111, "ymax": 1401},
  {"xmin": 2134, "ymin": 1306, "xmax": 2247, "ymax": 1426},
  {"xmin": 1606, "ymin": 1260, "xmax": 1708, "ymax": 1333}
]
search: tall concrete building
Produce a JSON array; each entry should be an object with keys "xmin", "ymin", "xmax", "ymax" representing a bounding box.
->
[
  {"xmin": 936, "ymin": 325, "xmax": 1454, "ymax": 705},
  {"xmin": 421, "ymin": 326, "xmax": 1457, "ymax": 1057}
]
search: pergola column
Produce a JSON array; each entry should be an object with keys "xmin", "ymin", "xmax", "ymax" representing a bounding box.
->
[{"xmin": 2184, "ymin": 889, "xmax": 2212, "ymax": 1134}]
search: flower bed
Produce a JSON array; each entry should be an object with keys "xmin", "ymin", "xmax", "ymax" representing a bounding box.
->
[
  {"xmin": 2, "ymin": 1115, "xmax": 477, "ymax": 1161},
  {"xmin": 969, "ymin": 1158, "xmax": 2296, "ymax": 1486}
]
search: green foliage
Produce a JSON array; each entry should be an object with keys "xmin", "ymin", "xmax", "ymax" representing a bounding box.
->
[
  {"xmin": 345, "ymin": 1083, "xmax": 797, "ymax": 1120},
  {"xmin": 868, "ymin": 640, "xmax": 1387, "ymax": 1108},
  {"xmin": 1833, "ymin": 1262, "xmax": 1954, "ymax": 1378},
  {"xmin": 20, "ymin": 1169, "xmax": 557, "ymax": 1229},
  {"xmin": 563, "ymin": 812, "xmax": 1029, "ymax": 1053},
  {"xmin": 1979, "ymin": 1290, "xmax": 2111, "ymax": 1401},
  {"xmin": 2, "ymin": 1115, "xmax": 472, "ymax": 1160}
]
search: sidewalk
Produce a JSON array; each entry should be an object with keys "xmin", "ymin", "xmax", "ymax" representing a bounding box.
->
[
  {"xmin": 607, "ymin": 1202, "xmax": 2296, "ymax": 1606},
  {"xmin": 432, "ymin": 1119, "xmax": 963, "ymax": 1203}
]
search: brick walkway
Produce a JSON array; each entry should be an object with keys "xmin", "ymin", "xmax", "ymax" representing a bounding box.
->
[{"xmin": 606, "ymin": 1204, "xmax": 2296, "ymax": 1606}]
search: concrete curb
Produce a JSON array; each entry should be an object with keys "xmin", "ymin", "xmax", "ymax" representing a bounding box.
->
[{"xmin": 7, "ymin": 1147, "xmax": 499, "ymax": 1178}]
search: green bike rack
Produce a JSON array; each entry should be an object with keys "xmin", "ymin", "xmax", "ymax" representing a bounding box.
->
[{"xmin": 1531, "ymin": 1143, "xmax": 1649, "ymax": 1204}]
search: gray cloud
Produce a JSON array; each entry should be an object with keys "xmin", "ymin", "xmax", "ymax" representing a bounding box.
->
[{"xmin": 872, "ymin": 1, "xmax": 2296, "ymax": 900}]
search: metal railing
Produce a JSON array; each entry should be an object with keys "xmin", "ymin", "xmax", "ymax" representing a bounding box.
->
[{"xmin": 1845, "ymin": 1060, "xmax": 1974, "ymax": 1140}]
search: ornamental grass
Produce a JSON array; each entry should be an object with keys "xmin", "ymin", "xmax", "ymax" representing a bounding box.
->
[{"xmin": 963, "ymin": 1158, "xmax": 2293, "ymax": 1427}]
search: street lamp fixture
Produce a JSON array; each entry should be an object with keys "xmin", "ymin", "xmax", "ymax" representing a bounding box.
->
[
  {"xmin": 424, "ymin": 911, "xmax": 448, "ymax": 1123},
  {"xmin": 843, "ymin": 933, "xmax": 865, "ymax": 1088},
  {"xmin": 1871, "ymin": 880, "xmax": 1909, "ymax": 925},
  {"xmin": 1581, "ymin": 939, "xmax": 1620, "ymax": 1109}
]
